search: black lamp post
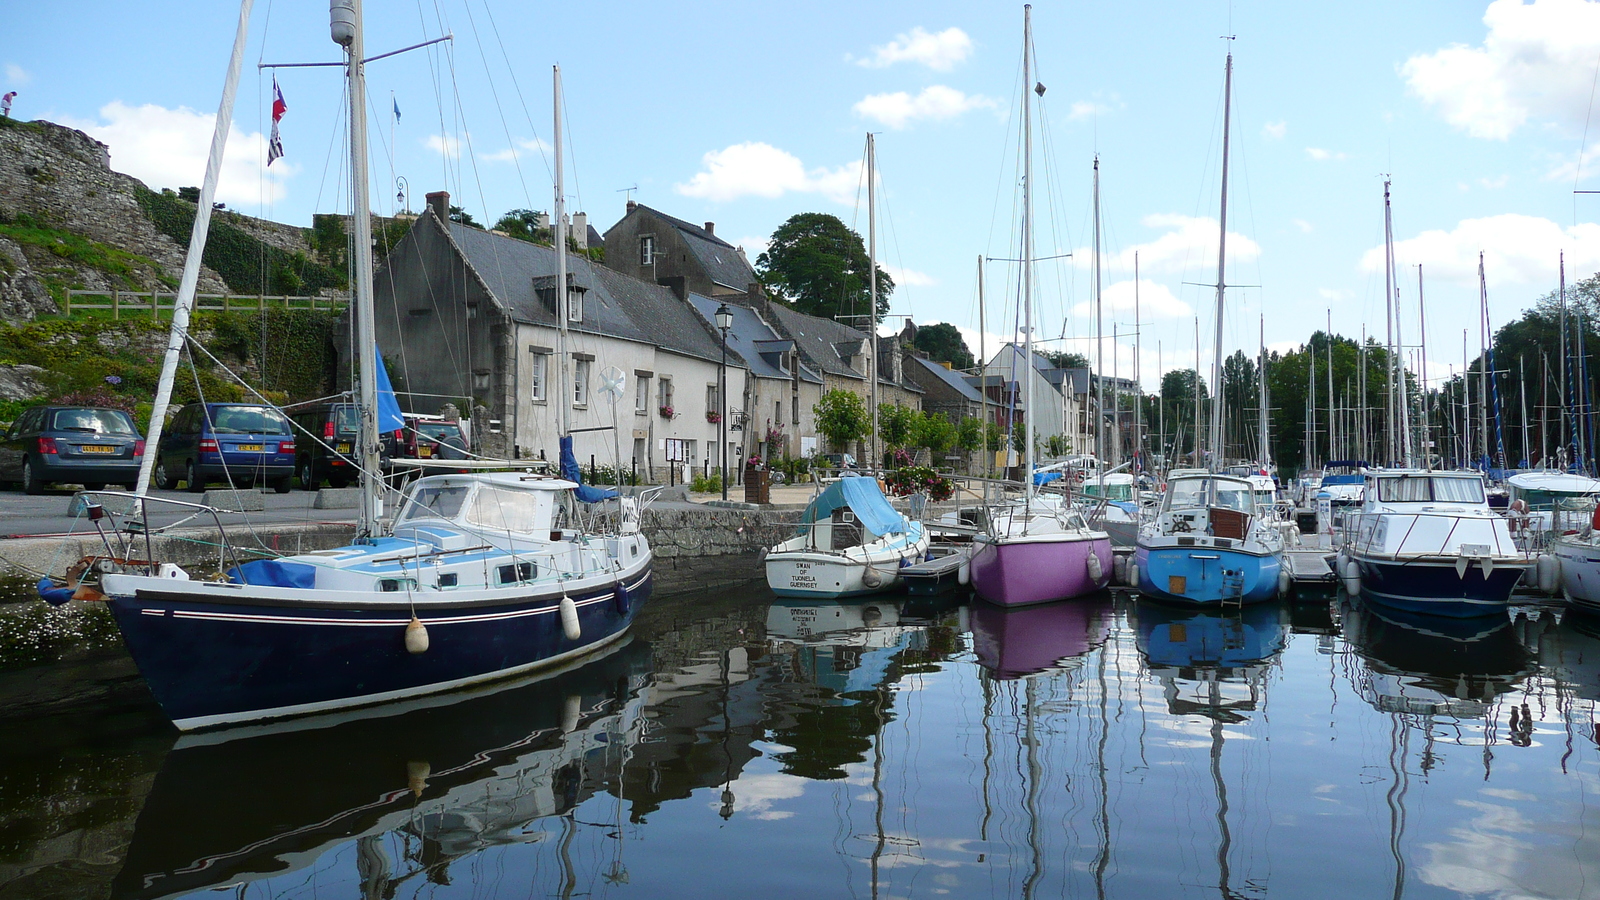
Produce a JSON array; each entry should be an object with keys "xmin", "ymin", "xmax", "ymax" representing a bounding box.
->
[{"xmin": 715, "ymin": 303, "xmax": 734, "ymax": 501}]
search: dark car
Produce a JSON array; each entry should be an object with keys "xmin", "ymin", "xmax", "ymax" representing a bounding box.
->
[
  {"xmin": 154, "ymin": 402, "xmax": 295, "ymax": 493},
  {"xmin": 397, "ymin": 414, "xmax": 468, "ymax": 476},
  {"xmin": 288, "ymin": 402, "xmax": 363, "ymax": 490},
  {"xmin": 0, "ymin": 406, "xmax": 144, "ymax": 494}
]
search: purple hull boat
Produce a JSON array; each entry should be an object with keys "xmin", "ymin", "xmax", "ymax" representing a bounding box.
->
[
  {"xmin": 970, "ymin": 531, "xmax": 1112, "ymax": 608},
  {"xmin": 970, "ymin": 595, "xmax": 1113, "ymax": 678}
]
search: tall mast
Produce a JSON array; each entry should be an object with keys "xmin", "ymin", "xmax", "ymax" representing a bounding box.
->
[
  {"xmin": 1383, "ymin": 182, "xmax": 1396, "ymax": 464},
  {"xmin": 1194, "ymin": 317, "xmax": 1202, "ymax": 465},
  {"xmin": 1326, "ymin": 310, "xmax": 1334, "ymax": 463},
  {"xmin": 1389, "ymin": 185, "xmax": 1412, "ymax": 466},
  {"xmin": 1022, "ymin": 5, "xmax": 1035, "ymax": 496},
  {"xmin": 1206, "ymin": 51, "xmax": 1234, "ymax": 471},
  {"xmin": 137, "ymin": 0, "xmax": 253, "ymax": 497},
  {"xmin": 1093, "ymin": 156, "xmax": 1104, "ymax": 468},
  {"xmin": 1417, "ymin": 266, "xmax": 1431, "ymax": 468},
  {"xmin": 345, "ymin": 0, "xmax": 382, "ymax": 534},
  {"xmin": 1520, "ymin": 356, "xmax": 1531, "ymax": 468},
  {"xmin": 978, "ymin": 255, "xmax": 990, "ymax": 478},
  {"xmin": 1257, "ymin": 315, "xmax": 1268, "ymax": 470},
  {"xmin": 1478, "ymin": 254, "xmax": 1490, "ymax": 465},
  {"xmin": 1135, "ymin": 252, "xmax": 1142, "ymax": 478},
  {"xmin": 1307, "ymin": 350, "xmax": 1315, "ymax": 469},
  {"xmin": 553, "ymin": 65, "xmax": 571, "ymax": 438},
  {"xmin": 867, "ymin": 132, "xmax": 879, "ymax": 472},
  {"xmin": 1561, "ymin": 253, "xmax": 1570, "ymax": 464}
]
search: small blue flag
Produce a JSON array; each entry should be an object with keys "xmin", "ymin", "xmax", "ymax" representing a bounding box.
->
[{"xmin": 392, "ymin": 97, "xmax": 401, "ymax": 122}]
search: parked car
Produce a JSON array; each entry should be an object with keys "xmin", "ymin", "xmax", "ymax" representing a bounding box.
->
[
  {"xmin": 397, "ymin": 414, "xmax": 468, "ymax": 476},
  {"xmin": 154, "ymin": 402, "xmax": 295, "ymax": 493},
  {"xmin": 0, "ymin": 406, "xmax": 144, "ymax": 494},
  {"xmin": 819, "ymin": 452, "xmax": 857, "ymax": 471},
  {"xmin": 288, "ymin": 402, "xmax": 361, "ymax": 490}
]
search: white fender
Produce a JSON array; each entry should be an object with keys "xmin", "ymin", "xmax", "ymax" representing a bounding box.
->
[
  {"xmin": 1537, "ymin": 554, "xmax": 1561, "ymax": 595},
  {"xmin": 1086, "ymin": 551, "xmax": 1104, "ymax": 584},
  {"xmin": 1112, "ymin": 554, "xmax": 1128, "ymax": 586},
  {"xmin": 1128, "ymin": 562, "xmax": 1140, "ymax": 591},
  {"xmin": 1277, "ymin": 564, "xmax": 1292, "ymax": 598},
  {"xmin": 560, "ymin": 595, "xmax": 581, "ymax": 641},
  {"xmin": 404, "ymin": 616, "xmax": 429, "ymax": 654},
  {"xmin": 957, "ymin": 561, "xmax": 971, "ymax": 586},
  {"xmin": 1342, "ymin": 560, "xmax": 1361, "ymax": 595}
]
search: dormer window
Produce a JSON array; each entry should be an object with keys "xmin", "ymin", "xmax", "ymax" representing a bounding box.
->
[
  {"xmin": 566, "ymin": 288, "xmax": 583, "ymax": 323},
  {"xmin": 640, "ymin": 235, "xmax": 655, "ymax": 266}
]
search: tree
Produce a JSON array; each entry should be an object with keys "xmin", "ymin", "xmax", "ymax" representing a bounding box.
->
[
  {"xmin": 1045, "ymin": 434, "xmax": 1072, "ymax": 457},
  {"xmin": 912, "ymin": 411, "xmax": 957, "ymax": 456},
  {"xmin": 448, "ymin": 205, "xmax": 479, "ymax": 227},
  {"xmin": 755, "ymin": 213, "xmax": 894, "ymax": 323},
  {"xmin": 814, "ymin": 389, "xmax": 871, "ymax": 451},
  {"xmin": 877, "ymin": 403, "xmax": 918, "ymax": 450},
  {"xmin": 956, "ymin": 416, "xmax": 985, "ymax": 452},
  {"xmin": 913, "ymin": 322, "xmax": 975, "ymax": 370},
  {"xmin": 493, "ymin": 209, "xmax": 552, "ymax": 245},
  {"xmin": 1041, "ymin": 350, "xmax": 1090, "ymax": 370}
]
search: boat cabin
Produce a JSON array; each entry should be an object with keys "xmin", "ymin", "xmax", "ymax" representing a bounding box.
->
[
  {"xmin": 1361, "ymin": 471, "xmax": 1486, "ymax": 511},
  {"xmin": 1160, "ymin": 474, "xmax": 1258, "ymax": 539}
]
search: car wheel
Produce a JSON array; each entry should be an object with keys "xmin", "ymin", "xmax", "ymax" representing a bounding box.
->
[
  {"xmin": 272, "ymin": 476, "xmax": 292, "ymax": 494},
  {"xmin": 21, "ymin": 460, "xmax": 45, "ymax": 495},
  {"xmin": 298, "ymin": 459, "xmax": 320, "ymax": 491},
  {"xmin": 83, "ymin": 481, "xmax": 106, "ymax": 491},
  {"xmin": 153, "ymin": 458, "xmax": 173, "ymax": 490},
  {"xmin": 186, "ymin": 460, "xmax": 206, "ymax": 494}
]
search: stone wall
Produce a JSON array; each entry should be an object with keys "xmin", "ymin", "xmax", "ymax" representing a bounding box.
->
[{"xmin": 641, "ymin": 506, "xmax": 798, "ymax": 595}]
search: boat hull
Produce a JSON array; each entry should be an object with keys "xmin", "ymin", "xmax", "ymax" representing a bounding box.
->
[
  {"xmin": 1350, "ymin": 554, "xmax": 1526, "ymax": 618},
  {"xmin": 103, "ymin": 565, "xmax": 651, "ymax": 731},
  {"xmin": 1134, "ymin": 540, "xmax": 1282, "ymax": 606},
  {"xmin": 969, "ymin": 534, "xmax": 1112, "ymax": 607},
  {"xmin": 765, "ymin": 542, "xmax": 925, "ymax": 599},
  {"xmin": 1552, "ymin": 538, "xmax": 1600, "ymax": 611}
]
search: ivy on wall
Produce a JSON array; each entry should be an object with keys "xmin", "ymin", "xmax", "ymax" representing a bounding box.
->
[{"xmin": 136, "ymin": 187, "xmax": 347, "ymax": 296}]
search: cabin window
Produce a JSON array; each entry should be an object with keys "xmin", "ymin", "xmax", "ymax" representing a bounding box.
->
[
  {"xmin": 529, "ymin": 352, "xmax": 547, "ymax": 402},
  {"xmin": 398, "ymin": 484, "xmax": 470, "ymax": 522},
  {"xmin": 465, "ymin": 485, "xmax": 546, "ymax": 533},
  {"xmin": 496, "ymin": 561, "xmax": 536, "ymax": 584},
  {"xmin": 639, "ymin": 234, "xmax": 655, "ymax": 265},
  {"xmin": 378, "ymin": 579, "xmax": 415, "ymax": 592},
  {"xmin": 573, "ymin": 359, "xmax": 590, "ymax": 407},
  {"xmin": 437, "ymin": 572, "xmax": 458, "ymax": 588}
]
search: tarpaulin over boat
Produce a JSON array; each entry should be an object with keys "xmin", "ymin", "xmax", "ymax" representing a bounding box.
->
[
  {"xmin": 560, "ymin": 434, "xmax": 618, "ymax": 503},
  {"xmin": 228, "ymin": 559, "xmax": 317, "ymax": 589},
  {"xmin": 800, "ymin": 476, "xmax": 905, "ymax": 537}
]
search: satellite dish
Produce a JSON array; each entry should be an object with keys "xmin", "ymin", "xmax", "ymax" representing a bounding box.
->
[{"xmin": 598, "ymin": 366, "xmax": 626, "ymax": 401}]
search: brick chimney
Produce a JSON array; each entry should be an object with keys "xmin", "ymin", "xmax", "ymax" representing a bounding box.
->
[
  {"xmin": 425, "ymin": 190, "xmax": 450, "ymax": 222},
  {"xmin": 704, "ymin": 221, "xmax": 715, "ymax": 236},
  {"xmin": 626, "ymin": 199, "xmax": 637, "ymax": 213}
]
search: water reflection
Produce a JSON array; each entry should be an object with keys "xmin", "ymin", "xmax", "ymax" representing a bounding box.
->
[
  {"xmin": 1342, "ymin": 597, "xmax": 1532, "ymax": 718},
  {"xmin": 112, "ymin": 640, "xmax": 651, "ymax": 899},
  {"xmin": 969, "ymin": 594, "xmax": 1113, "ymax": 679},
  {"xmin": 1134, "ymin": 599, "xmax": 1289, "ymax": 721}
]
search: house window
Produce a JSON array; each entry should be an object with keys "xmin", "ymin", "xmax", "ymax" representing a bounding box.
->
[
  {"xmin": 792, "ymin": 393, "xmax": 800, "ymax": 425},
  {"xmin": 636, "ymin": 374, "xmax": 651, "ymax": 414},
  {"xmin": 707, "ymin": 383, "xmax": 720, "ymax": 415},
  {"xmin": 639, "ymin": 235, "xmax": 655, "ymax": 266},
  {"xmin": 573, "ymin": 359, "xmax": 590, "ymax": 407},
  {"xmin": 775, "ymin": 401, "xmax": 782, "ymax": 425},
  {"xmin": 566, "ymin": 289, "xmax": 583, "ymax": 323},
  {"xmin": 658, "ymin": 377, "xmax": 674, "ymax": 413},
  {"xmin": 529, "ymin": 352, "xmax": 547, "ymax": 402}
]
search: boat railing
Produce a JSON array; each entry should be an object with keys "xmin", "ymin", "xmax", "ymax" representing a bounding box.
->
[{"xmin": 67, "ymin": 491, "xmax": 253, "ymax": 577}]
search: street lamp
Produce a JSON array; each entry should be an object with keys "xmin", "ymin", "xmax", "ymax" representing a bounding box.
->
[{"xmin": 715, "ymin": 303, "xmax": 734, "ymax": 501}]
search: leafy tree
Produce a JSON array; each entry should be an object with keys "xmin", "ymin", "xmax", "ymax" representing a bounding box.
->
[
  {"xmin": 1045, "ymin": 434, "xmax": 1072, "ymax": 457},
  {"xmin": 877, "ymin": 403, "xmax": 918, "ymax": 449},
  {"xmin": 448, "ymin": 205, "xmax": 479, "ymax": 227},
  {"xmin": 814, "ymin": 389, "xmax": 871, "ymax": 451},
  {"xmin": 913, "ymin": 411, "xmax": 957, "ymax": 455},
  {"xmin": 913, "ymin": 322, "xmax": 975, "ymax": 370},
  {"xmin": 956, "ymin": 416, "xmax": 985, "ymax": 452},
  {"xmin": 493, "ymin": 208, "xmax": 551, "ymax": 245},
  {"xmin": 1041, "ymin": 350, "xmax": 1090, "ymax": 370},
  {"xmin": 983, "ymin": 421, "xmax": 1007, "ymax": 453},
  {"xmin": 755, "ymin": 213, "xmax": 894, "ymax": 323}
]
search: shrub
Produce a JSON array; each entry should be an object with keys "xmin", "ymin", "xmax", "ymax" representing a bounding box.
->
[
  {"xmin": 883, "ymin": 465, "xmax": 955, "ymax": 502},
  {"xmin": 690, "ymin": 472, "xmax": 723, "ymax": 493}
]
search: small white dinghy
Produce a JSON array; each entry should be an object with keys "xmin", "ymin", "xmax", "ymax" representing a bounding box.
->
[{"xmin": 765, "ymin": 476, "xmax": 929, "ymax": 598}]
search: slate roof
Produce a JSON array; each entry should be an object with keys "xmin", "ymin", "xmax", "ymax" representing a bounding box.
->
[
  {"xmin": 440, "ymin": 218, "xmax": 736, "ymax": 364},
  {"xmin": 767, "ymin": 303, "xmax": 867, "ymax": 381},
  {"xmin": 687, "ymin": 294, "xmax": 822, "ymax": 384},
  {"xmin": 634, "ymin": 204, "xmax": 757, "ymax": 292},
  {"xmin": 911, "ymin": 356, "xmax": 984, "ymax": 402}
]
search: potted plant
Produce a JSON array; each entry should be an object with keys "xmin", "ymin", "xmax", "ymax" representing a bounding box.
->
[
  {"xmin": 706, "ymin": 410, "xmax": 722, "ymax": 424},
  {"xmin": 658, "ymin": 405, "xmax": 675, "ymax": 419}
]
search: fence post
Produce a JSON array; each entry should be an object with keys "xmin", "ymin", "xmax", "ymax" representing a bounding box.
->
[
  {"xmin": 112, "ymin": 290, "xmax": 119, "ymax": 320},
  {"xmin": 222, "ymin": 293, "xmax": 229, "ymax": 312},
  {"xmin": 152, "ymin": 291, "xmax": 159, "ymax": 320}
]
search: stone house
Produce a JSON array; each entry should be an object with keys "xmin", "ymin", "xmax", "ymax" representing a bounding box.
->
[
  {"xmin": 906, "ymin": 355, "xmax": 985, "ymax": 424},
  {"xmin": 602, "ymin": 202, "xmax": 755, "ymax": 299},
  {"xmin": 366, "ymin": 192, "xmax": 761, "ymax": 483}
]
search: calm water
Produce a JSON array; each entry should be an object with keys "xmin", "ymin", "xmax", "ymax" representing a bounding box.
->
[{"xmin": 3, "ymin": 584, "xmax": 1599, "ymax": 900}]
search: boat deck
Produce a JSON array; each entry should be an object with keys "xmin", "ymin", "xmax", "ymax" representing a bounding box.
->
[{"xmin": 900, "ymin": 546, "xmax": 973, "ymax": 595}]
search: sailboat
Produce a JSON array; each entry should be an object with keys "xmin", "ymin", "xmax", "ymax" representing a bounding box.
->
[
  {"xmin": 48, "ymin": 0, "xmax": 653, "ymax": 731},
  {"xmin": 968, "ymin": 6, "xmax": 1113, "ymax": 608},
  {"xmin": 1133, "ymin": 50, "xmax": 1287, "ymax": 606}
]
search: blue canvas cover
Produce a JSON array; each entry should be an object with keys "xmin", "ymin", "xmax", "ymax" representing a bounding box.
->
[
  {"xmin": 228, "ymin": 559, "xmax": 317, "ymax": 589},
  {"xmin": 374, "ymin": 346, "xmax": 405, "ymax": 434},
  {"xmin": 801, "ymin": 476, "xmax": 906, "ymax": 537},
  {"xmin": 560, "ymin": 434, "xmax": 618, "ymax": 503}
]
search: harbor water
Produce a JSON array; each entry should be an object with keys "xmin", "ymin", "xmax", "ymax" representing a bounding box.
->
[{"xmin": 2, "ymin": 584, "xmax": 1597, "ymax": 899}]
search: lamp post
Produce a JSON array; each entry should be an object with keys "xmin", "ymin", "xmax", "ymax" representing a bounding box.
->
[{"xmin": 716, "ymin": 303, "xmax": 734, "ymax": 501}]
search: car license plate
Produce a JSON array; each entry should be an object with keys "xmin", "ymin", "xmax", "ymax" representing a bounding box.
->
[
  {"xmin": 337, "ymin": 442, "xmax": 351, "ymax": 453},
  {"xmin": 419, "ymin": 446, "xmax": 433, "ymax": 458},
  {"xmin": 237, "ymin": 443, "xmax": 265, "ymax": 452},
  {"xmin": 80, "ymin": 445, "xmax": 116, "ymax": 454}
]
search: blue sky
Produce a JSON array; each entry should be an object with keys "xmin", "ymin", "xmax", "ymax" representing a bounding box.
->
[{"xmin": 9, "ymin": 0, "xmax": 1600, "ymax": 392}]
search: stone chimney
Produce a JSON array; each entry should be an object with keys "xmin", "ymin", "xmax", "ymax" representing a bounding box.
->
[
  {"xmin": 425, "ymin": 190, "xmax": 450, "ymax": 222},
  {"xmin": 704, "ymin": 221, "xmax": 715, "ymax": 236},
  {"xmin": 626, "ymin": 199, "xmax": 637, "ymax": 213},
  {"xmin": 536, "ymin": 211, "xmax": 550, "ymax": 230},
  {"xmin": 572, "ymin": 212, "xmax": 588, "ymax": 250}
]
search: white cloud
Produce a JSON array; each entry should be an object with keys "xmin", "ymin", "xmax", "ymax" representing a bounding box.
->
[
  {"xmin": 57, "ymin": 101, "xmax": 288, "ymax": 205},
  {"xmin": 675, "ymin": 142, "xmax": 863, "ymax": 204},
  {"xmin": 1069, "ymin": 101, "xmax": 1111, "ymax": 121},
  {"xmin": 854, "ymin": 26, "xmax": 972, "ymax": 71},
  {"xmin": 1071, "ymin": 279, "xmax": 1192, "ymax": 319},
  {"xmin": 1478, "ymin": 174, "xmax": 1509, "ymax": 189},
  {"xmin": 1402, "ymin": 0, "xmax": 1600, "ymax": 140},
  {"xmin": 5, "ymin": 63, "xmax": 31, "ymax": 85},
  {"xmin": 1082, "ymin": 213, "xmax": 1261, "ymax": 276},
  {"xmin": 484, "ymin": 136, "xmax": 551, "ymax": 163},
  {"xmin": 1294, "ymin": 219, "xmax": 1314, "ymax": 233},
  {"xmin": 853, "ymin": 85, "xmax": 996, "ymax": 129},
  {"xmin": 1262, "ymin": 120, "xmax": 1286, "ymax": 140},
  {"xmin": 1359, "ymin": 213, "xmax": 1600, "ymax": 287},
  {"xmin": 1305, "ymin": 147, "xmax": 1348, "ymax": 161},
  {"xmin": 425, "ymin": 133, "xmax": 466, "ymax": 158},
  {"xmin": 882, "ymin": 264, "xmax": 936, "ymax": 288}
]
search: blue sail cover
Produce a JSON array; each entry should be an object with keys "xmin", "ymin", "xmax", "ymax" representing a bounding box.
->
[
  {"xmin": 560, "ymin": 434, "xmax": 618, "ymax": 503},
  {"xmin": 800, "ymin": 476, "xmax": 906, "ymax": 537},
  {"xmin": 374, "ymin": 347, "xmax": 406, "ymax": 433}
]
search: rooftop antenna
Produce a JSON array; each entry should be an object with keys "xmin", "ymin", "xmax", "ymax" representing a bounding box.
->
[{"xmin": 617, "ymin": 184, "xmax": 639, "ymax": 203}]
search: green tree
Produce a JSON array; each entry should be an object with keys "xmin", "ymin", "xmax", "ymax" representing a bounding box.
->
[
  {"xmin": 1045, "ymin": 433, "xmax": 1072, "ymax": 457},
  {"xmin": 877, "ymin": 403, "xmax": 917, "ymax": 449},
  {"xmin": 956, "ymin": 416, "xmax": 985, "ymax": 452},
  {"xmin": 1041, "ymin": 350, "xmax": 1090, "ymax": 370},
  {"xmin": 913, "ymin": 322, "xmax": 975, "ymax": 370},
  {"xmin": 448, "ymin": 205, "xmax": 479, "ymax": 227},
  {"xmin": 913, "ymin": 411, "xmax": 957, "ymax": 455},
  {"xmin": 756, "ymin": 213, "xmax": 894, "ymax": 323},
  {"xmin": 493, "ymin": 209, "xmax": 551, "ymax": 245},
  {"xmin": 815, "ymin": 389, "xmax": 871, "ymax": 451}
]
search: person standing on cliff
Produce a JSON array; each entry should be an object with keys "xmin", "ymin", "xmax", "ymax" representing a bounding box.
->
[{"xmin": 1, "ymin": 92, "xmax": 15, "ymax": 119}]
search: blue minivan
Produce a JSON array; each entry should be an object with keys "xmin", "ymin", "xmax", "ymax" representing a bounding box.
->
[{"xmin": 154, "ymin": 402, "xmax": 296, "ymax": 493}]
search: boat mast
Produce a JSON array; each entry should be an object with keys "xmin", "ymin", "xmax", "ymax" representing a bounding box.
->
[
  {"xmin": 136, "ymin": 0, "xmax": 254, "ymax": 497},
  {"xmin": 1022, "ymin": 5, "xmax": 1036, "ymax": 499},
  {"xmin": 868, "ymin": 132, "xmax": 879, "ymax": 472},
  {"xmin": 1094, "ymin": 155, "xmax": 1104, "ymax": 471},
  {"xmin": 1258, "ymin": 315, "xmax": 1269, "ymax": 471},
  {"xmin": 1306, "ymin": 351, "xmax": 1315, "ymax": 471},
  {"xmin": 1478, "ymin": 254, "xmax": 1490, "ymax": 466},
  {"xmin": 1326, "ymin": 310, "xmax": 1335, "ymax": 464},
  {"xmin": 1206, "ymin": 50, "xmax": 1234, "ymax": 473},
  {"xmin": 553, "ymin": 66, "xmax": 571, "ymax": 439},
  {"xmin": 1135, "ymin": 252, "xmax": 1142, "ymax": 479},
  {"xmin": 1391, "ymin": 189, "xmax": 1412, "ymax": 466},
  {"xmin": 978, "ymin": 254, "xmax": 990, "ymax": 478},
  {"xmin": 1418, "ymin": 266, "xmax": 1431, "ymax": 468},
  {"xmin": 342, "ymin": 0, "xmax": 383, "ymax": 535},
  {"xmin": 1561, "ymin": 252, "xmax": 1569, "ymax": 464},
  {"xmin": 1194, "ymin": 317, "xmax": 1202, "ymax": 466}
]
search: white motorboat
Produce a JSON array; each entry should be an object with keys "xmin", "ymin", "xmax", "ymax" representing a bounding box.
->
[{"xmin": 765, "ymin": 477, "xmax": 929, "ymax": 598}]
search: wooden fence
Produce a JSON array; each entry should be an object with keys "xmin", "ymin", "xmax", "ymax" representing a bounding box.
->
[{"xmin": 64, "ymin": 290, "xmax": 345, "ymax": 318}]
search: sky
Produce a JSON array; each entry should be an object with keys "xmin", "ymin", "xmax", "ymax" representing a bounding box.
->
[{"xmin": 9, "ymin": 0, "xmax": 1600, "ymax": 393}]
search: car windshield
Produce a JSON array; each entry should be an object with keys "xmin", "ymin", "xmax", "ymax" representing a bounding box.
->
[
  {"xmin": 209, "ymin": 406, "xmax": 291, "ymax": 435},
  {"xmin": 49, "ymin": 408, "xmax": 136, "ymax": 434},
  {"xmin": 334, "ymin": 406, "xmax": 359, "ymax": 435}
]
